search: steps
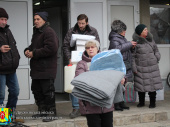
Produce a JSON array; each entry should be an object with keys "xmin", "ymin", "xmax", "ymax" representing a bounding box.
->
[
  {"xmin": 113, "ymin": 100, "xmax": 169, "ymax": 126},
  {"xmin": 115, "ymin": 120, "xmax": 170, "ymax": 127},
  {"xmin": 114, "ymin": 110, "xmax": 168, "ymax": 126},
  {"xmin": 16, "ymin": 91, "xmax": 170, "ymax": 127}
]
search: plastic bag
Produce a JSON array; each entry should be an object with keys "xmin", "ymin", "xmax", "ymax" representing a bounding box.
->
[
  {"xmin": 90, "ymin": 49, "xmax": 126, "ymax": 74},
  {"xmin": 124, "ymin": 82, "xmax": 136, "ymax": 103}
]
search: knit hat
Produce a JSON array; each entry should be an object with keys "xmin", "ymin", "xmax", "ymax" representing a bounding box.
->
[
  {"xmin": 35, "ymin": 11, "xmax": 48, "ymax": 21},
  {"xmin": 135, "ymin": 24, "xmax": 146, "ymax": 35},
  {"xmin": 0, "ymin": 8, "xmax": 9, "ymax": 19}
]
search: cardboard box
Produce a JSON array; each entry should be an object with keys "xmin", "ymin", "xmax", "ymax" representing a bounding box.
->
[{"xmin": 71, "ymin": 51, "xmax": 83, "ymax": 64}]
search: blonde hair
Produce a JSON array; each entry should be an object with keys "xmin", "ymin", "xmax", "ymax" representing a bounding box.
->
[{"xmin": 85, "ymin": 40, "xmax": 100, "ymax": 50}]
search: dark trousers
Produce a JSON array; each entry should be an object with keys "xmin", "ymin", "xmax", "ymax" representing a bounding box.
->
[
  {"xmin": 31, "ymin": 79, "xmax": 56, "ymax": 110},
  {"xmin": 86, "ymin": 112, "xmax": 113, "ymax": 127}
]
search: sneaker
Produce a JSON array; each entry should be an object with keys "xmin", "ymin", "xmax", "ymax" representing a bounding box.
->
[{"xmin": 69, "ymin": 109, "xmax": 80, "ymax": 119}]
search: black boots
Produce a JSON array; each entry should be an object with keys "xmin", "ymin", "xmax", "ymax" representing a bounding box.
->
[
  {"xmin": 137, "ymin": 91, "xmax": 156, "ymax": 108},
  {"xmin": 149, "ymin": 91, "xmax": 156, "ymax": 108},
  {"xmin": 137, "ymin": 92, "xmax": 145, "ymax": 107},
  {"xmin": 42, "ymin": 106, "xmax": 57, "ymax": 122},
  {"xmin": 114, "ymin": 102, "xmax": 129, "ymax": 111},
  {"xmin": 114, "ymin": 103, "xmax": 123, "ymax": 111},
  {"xmin": 119, "ymin": 101, "xmax": 130, "ymax": 110},
  {"xmin": 32, "ymin": 104, "xmax": 47, "ymax": 118}
]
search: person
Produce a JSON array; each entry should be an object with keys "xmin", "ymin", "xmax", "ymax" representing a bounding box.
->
[
  {"xmin": 75, "ymin": 40, "xmax": 125, "ymax": 127},
  {"xmin": 0, "ymin": 8, "xmax": 23, "ymax": 122},
  {"xmin": 63, "ymin": 14, "xmax": 100, "ymax": 118},
  {"xmin": 132, "ymin": 24, "xmax": 163, "ymax": 108},
  {"xmin": 108, "ymin": 20, "xmax": 137, "ymax": 111},
  {"xmin": 24, "ymin": 11, "xmax": 59, "ymax": 122}
]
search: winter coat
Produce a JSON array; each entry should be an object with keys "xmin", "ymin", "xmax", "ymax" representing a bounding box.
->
[
  {"xmin": 108, "ymin": 31, "xmax": 133, "ymax": 81},
  {"xmin": 24, "ymin": 22, "xmax": 59, "ymax": 79},
  {"xmin": 132, "ymin": 32, "xmax": 163, "ymax": 92},
  {"xmin": 63, "ymin": 23, "xmax": 100, "ymax": 62},
  {"xmin": 75, "ymin": 51, "xmax": 114, "ymax": 115},
  {"xmin": 0, "ymin": 25, "xmax": 20, "ymax": 74}
]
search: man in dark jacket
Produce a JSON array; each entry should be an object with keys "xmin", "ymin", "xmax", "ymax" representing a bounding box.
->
[
  {"xmin": 0, "ymin": 7, "xmax": 20, "ymax": 115},
  {"xmin": 63, "ymin": 14, "xmax": 100, "ymax": 118},
  {"xmin": 24, "ymin": 11, "xmax": 59, "ymax": 122}
]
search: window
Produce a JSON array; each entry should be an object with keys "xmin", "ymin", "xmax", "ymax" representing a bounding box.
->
[{"xmin": 150, "ymin": 6, "xmax": 170, "ymax": 44}]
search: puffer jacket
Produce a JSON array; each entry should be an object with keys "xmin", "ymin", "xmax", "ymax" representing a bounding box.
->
[
  {"xmin": 132, "ymin": 32, "xmax": 163, "ymax": 92},
  {"xmin": 0, "ymin": 25, "xmax": 20, "ymax": 74},
  {"xmin": 108, "ymin": 30, "xmax": 133, "ymax": 81},
  {"xmin": 24, "ymin": 22, "xmax": 58, "ymax": 79},
  {"xmin": 75, "ymin": 51, "xmax": 114, "ymax": 115},
  {"xmin": 63, "ymin": 23, "xmax": 100, "ymax": 62}
]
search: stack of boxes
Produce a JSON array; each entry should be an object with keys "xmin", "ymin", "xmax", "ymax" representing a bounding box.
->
[
  {"xmin": 71, "ymin": 34, "xmax": 95, "ymax": 64},
  {"xmin": 64, "ymin": 34, "xmax": 95, "ymax": 93}
]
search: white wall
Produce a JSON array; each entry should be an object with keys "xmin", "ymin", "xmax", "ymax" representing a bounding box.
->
[
  {"xmin": 158, "ymin": 46, "xmax": 170, "ymax": 79},
  {"xmin": 1, "ymin": 0, "xmax": 34, "ymax": 105}
]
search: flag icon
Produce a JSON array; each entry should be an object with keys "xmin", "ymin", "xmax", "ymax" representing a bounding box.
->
[{"xmin": 0, "ymin": 108, "xmax": 13, "ymax": 125}]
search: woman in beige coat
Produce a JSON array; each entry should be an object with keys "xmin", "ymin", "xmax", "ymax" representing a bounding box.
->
[{"xmin": 132, "ymin": 24, "xmax": 163, "ymax": 108}]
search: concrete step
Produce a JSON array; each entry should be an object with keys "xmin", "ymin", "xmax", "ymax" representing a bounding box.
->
[
  {"xmin": 15, "ymin": 91, "xmax": 170, "ymax": 127},
  {"xmin": 115, "ymin": 120, "xmax": 170, "ymax": 127},
  {"xmin": 20, "ymin": 108, "xmax": 168, "ymax": 127},
  {"xmin": 113, "ymin": 101, "xmax": 169, "ymax": 126},
  {"xmin": 113, "ymin": 111, "xmax": 168, "ymax": 126}
]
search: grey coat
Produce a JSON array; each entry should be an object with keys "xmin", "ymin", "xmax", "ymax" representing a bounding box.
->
[
  {"xmin": 132, "ymin": 32, "xmax": 163, "ymax": 92},
  {"xmin": 108, "ymin": 31, "xmax": 133, "ymax": 81}
]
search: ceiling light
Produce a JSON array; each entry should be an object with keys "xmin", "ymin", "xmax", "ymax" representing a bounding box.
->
[{"xmin": 34, "ymin": 2, "xmax": 40, "ymax": 5}]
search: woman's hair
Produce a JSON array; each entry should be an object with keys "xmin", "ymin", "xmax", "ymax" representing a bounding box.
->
[
  {"xmin": 111, "ymin": 20, "xmax": 127, "ymax": 34},
  {"xmin": 85, "ymin": 40, "xmax": 100, "ymax": 50}
]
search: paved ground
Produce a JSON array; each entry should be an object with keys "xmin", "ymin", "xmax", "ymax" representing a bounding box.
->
[{"xmin": 14, "ymin": 91, "xmax": 170, "ymax": 126}]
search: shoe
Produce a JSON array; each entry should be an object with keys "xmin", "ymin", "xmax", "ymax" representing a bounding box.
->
[
  {"xmin": 42, "ymin": 107, "xmax": 57, "ymax": 122},
  {"xmin": 149, "ymin": 91, "xmax": 156, "ymax": 109},
  {"xmin": 114, "ymin": 103, "xmax": 123, "ymax": 111},
  {"xmin": 69, "ymin": 109, "xmax": 81, "ymax": 119},
  {"xmin": 32, "ymin": 113, "xmax": 47, "ymax": 119},
  {"xmin": 149, "ymin": 104, "xmax": 156, "ymax": 108},
  {"xmin": 14, "ymin": 118, "xmax": 25, "ymax": 123},
  {"xmin": 119, "ymin": 102, "xmax": 130, "ymax": 110},
  {"xmin": 137, "ymin": 92, "xmax": 145, "ymax": 108},
  {"xmin": 137, "ymin": 103, "xmax": 145, "ymax": 107}
]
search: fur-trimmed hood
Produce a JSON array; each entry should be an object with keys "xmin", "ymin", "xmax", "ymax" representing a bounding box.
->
[{"xmin": 132, "ymin": 32, "xmax": 153, "ymax": 44}]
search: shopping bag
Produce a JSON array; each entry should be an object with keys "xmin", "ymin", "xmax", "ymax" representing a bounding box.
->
[
  {"xmin": 64, "ymin": 64, "xmax": 76, "ymax": 93},
  {"xmin": 124, "ymin": 82, "xmax": 136, "ymax": 103}
]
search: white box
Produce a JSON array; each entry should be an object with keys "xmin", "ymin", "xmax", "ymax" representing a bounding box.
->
[
  {"xmin": 136, "ymin": 88, "xmax": 164, "ymax": 102},
  {"xmin": 76, "ymin": 39, "xmax": 87, "ymax": 46},
  {"xmin": 70, "ymin": 34, "xmax": 95, "ymax": 47},
  {"xmin": 71, "ymin": 51, "xmax": 83, "ymax": 64},
  {"xmin": 76, "ymin": 45, "xmax": 85, "ymax": 51}
]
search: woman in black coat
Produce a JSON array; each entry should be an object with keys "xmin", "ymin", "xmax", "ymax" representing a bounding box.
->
[{"xmin": 108, "ymin": 20, "xmax": 137, "ymax": 111}]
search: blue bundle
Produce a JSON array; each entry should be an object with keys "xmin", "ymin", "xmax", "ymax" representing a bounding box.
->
[{"xmin": 90, "ymin": 49, "xmax": 126, "ymax": 74}]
